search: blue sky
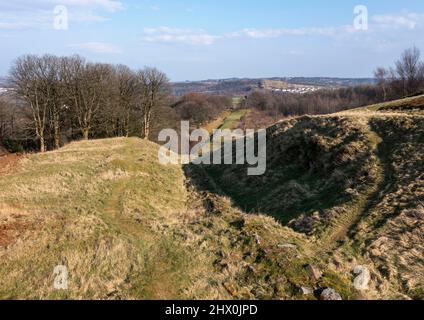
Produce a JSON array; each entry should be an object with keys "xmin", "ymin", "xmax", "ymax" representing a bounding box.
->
[{"xmin": 1, "ymin": 0, "xmax": 424, "ymax": 81}]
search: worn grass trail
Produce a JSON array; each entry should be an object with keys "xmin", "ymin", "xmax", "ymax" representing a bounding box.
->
[
  {"xmin": 316, "ymin": 117, "xmax": 385, "ymax": 255},
  {"xmin": 0, "ymin": 138, "xmax": 195, "ymax": 299},
  {"xmin": 103, "ymin": 178, "xmax": 182, "ymax": 299}
]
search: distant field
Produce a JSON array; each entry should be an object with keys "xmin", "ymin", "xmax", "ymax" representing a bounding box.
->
[{"xmin": 202, "ymin": 111, "xmax": 230, "ymax": 133}]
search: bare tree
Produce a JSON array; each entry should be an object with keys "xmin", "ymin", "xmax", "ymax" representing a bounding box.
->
[
  {"xmin": 115, "ymin": 65, "xmax": 137, "ymax": 137},
  {"xmin": 63, "ymin": 57, "xmax": 113, "ymax": 140},
  {"xmin": 43, "ymin": 55, "xmax": 66, "ymax": 149},
  {"xmin": 7, "ymin": 54, "xmax": 175, "ymax": 149},
  {"xmin": 395, "ymin": 46, "xmax": 424, "ymax": 96},
  {"xmin": 9, "ymin": 55, "xmax": 53, "ymax": 152},
  {"xmin": 374, "ymin": 67, "xmax": 389, "ymax": 101},
  {"xmin": 136, "ymin": 67, "xmax": 169, "ymax": 139}
]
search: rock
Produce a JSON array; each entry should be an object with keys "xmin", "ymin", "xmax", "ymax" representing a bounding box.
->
[
  {"xmin": 353, "ymin": 266, "xmax": 371, "ymax": 291},
  {"xmin": 300, "ymin": 286, "xmax": 313, "ymax": 295},
  {"xmin": 278, "ymin": 243, "xmax": 297, "ymax": 250},
  {"xmin": 320, "ymin": 288, "xmax": 342, "ymax": 300},
  {"xmin": 253, "ymin": 233, "xmax": 261, "ymax": 245},
  {"xmin": 312, "ymin": 211, "xmax": 321, "ymax": 220},
  {"xmin": 305, "ymin": 264, "xmax": 323, "ymax": 281}
]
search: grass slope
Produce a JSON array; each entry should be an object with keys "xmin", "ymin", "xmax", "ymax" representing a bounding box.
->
[
  {"xmin": 0, "ymin": 138, "xmax": 196, "ymax": 299},
  {"xmin": 202, "ymin": 95, "xmax": 424, "ymax": 299},
  {"xmin": 1, "ymin": 95, "xmax": 423, "ymax": 300},
  {"xmin": 0, "ymin": 137, "xmax": 354, "ymax": 300}
]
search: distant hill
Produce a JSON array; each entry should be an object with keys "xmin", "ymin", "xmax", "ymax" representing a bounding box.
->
[{"xmin": 171, "ymin": 77, "xmax": 376, "ymax": 96}]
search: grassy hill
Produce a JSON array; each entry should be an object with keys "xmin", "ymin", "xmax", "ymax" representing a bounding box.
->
[
  {"xmin": 0, "ymin": 95, "xmax": 423, "ymax": 300},
  {"xmin": 0, "ymin": 137, "xmax": 353, "ymax": 299},
  {"xmin": 202, "ymin": 94, "xmax": 424, "ymax": 299}
]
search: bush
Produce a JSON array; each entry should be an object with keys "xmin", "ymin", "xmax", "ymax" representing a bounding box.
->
[{"xmin": 3, "ymin": 139, "xmax": 25, "ymax": 153}]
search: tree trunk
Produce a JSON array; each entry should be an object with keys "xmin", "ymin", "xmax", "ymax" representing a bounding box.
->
[
  {"xmin": 40, "ymin": 136, "xmax": 46, "ymax": 153},
  {"xmin": 143, "ymin": 111, "xmax": 150, "ymax": 140},
  {"xmin": 83, "ymin": 128, "xmax": 89, "ymax": 140},
  {"xmin": 125, "ymin": 110, "xmax": 130, "ymax": 138},
  {"xmin": 143, "ymin": 122, "xmax": 149, "ymax": 140},
  {"xmin": 54, "ymin": 117, "xmax": 61, "ymax": 149}
]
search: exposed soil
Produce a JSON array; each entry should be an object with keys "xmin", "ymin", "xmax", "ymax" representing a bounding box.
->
[
  {"xmin": 0, "ymin": 154, "xmax": 21, "ymax": 176},
  {"xmin": 0, "ymin": 215, "xmax": 29, "ymax": 247},
  {"xmin": 0, "ymin": 154, "xmax": 24, "ymax": 247}
]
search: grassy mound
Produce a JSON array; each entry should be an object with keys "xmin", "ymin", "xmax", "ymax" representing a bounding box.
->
[
  {"xmin": 0, "ymin": 138, "xmax": 195, "ymax": 299},
  {"xmin": 202, "ymin": 107, "xmax": 424, "ymax": 299},
  {"xmin": 352, "ymin": 94, "xmax": 424, "ymax": 113},
  {"xmin": 204, "ymin": 116, "xmax": 378, "ymax": 232},
  {"xmin": 0, "ymin": 137, "xmax": 355, "ymax": 300}
]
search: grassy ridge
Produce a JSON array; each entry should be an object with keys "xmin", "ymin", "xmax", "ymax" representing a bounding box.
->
[
  {"xmin": 1, "ymin": 95, "xmax": 423, "ymax": 299},
  {"xmin": 0, "ymin": 138, "xmax": 198, "ymax": 299},
  {"xmin": 0, "ymin": 137, "xmax": 356, "ymax": 300},
  {"xmin": 202, "ymin": 97, "xmax": 424, "ymax": 299}
]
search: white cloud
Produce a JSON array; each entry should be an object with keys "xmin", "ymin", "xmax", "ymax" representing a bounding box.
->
[
  {"xmin": 142, "ymin": 27, "xmax": 220, "ymax": 45},
  {"xmin": 141, "ymin": 25, "xmax": 342, "ymax": 46},
  {"xmin": 140, "ymin": 11, "xmax": 424, "ymax": 47},
  {"xmin": 0, "ymin": 0, "xmax": 123, "ymax": 12},
  {"xmin": 58, "ymin": 0, "xmax": 124, "ymax": 12},
  {"xmin": 0, "ymin": 0, "xmax": 123, "ymax": 30},
  {"xmin": 68, "ymin": 42, "xmax": 122, "ymax": 54},
  {"xmin": 372, "ymin": 12, "xmax": 424, "ymax": 30},
  {"xmin": 0, "ymin": 22, "xmax": 32, "ymax": 30},
  {"xmin": 229, "ymin": 27, "xmax": 338, "ymax": 39}
]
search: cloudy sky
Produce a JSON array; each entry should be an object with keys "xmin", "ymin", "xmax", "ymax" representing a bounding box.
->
[{"xmin": 1, "ymin": 0, "xmax": 424, "ymax": 81}]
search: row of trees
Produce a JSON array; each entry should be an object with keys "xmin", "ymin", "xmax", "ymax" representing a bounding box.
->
[
  {"xmin": 374, "ymin": 46, "xmax": 424, "ymax": 100},
  {"xmin": 7, "ymin": 54, "xmax": 170, "ymax": 152},
  {"xmin": 171, "ymin": 93, "xmax": 231, "ymax": 126},
  {"xmin": 242, "ymin": 85, "xmax": 381, "ymax": 118}
]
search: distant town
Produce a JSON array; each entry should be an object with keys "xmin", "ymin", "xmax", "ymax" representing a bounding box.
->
[{"xmin": 171, "ymin": 77, "xmax": 376, "ymax": 96}]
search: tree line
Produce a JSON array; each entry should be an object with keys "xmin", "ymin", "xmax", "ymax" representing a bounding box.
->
[
  {"xmin": 171, "ymin": 93, "xmax": 231, "ymax": 126},
  {"xmin": 3, "ymin": 54, "xmax": 170, "ymax": 152},
  {"xmin": 242, "ymin": 47, "xmax": 424, "ymax": 119},
  {"xmin": 241, "ymin": 85, "xmax": 381, "ymax": 118},
  {"xmin": 374, "ymin": 46, "xmax": 424, "ymax": 100}
]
